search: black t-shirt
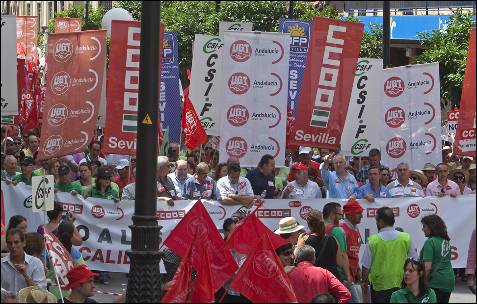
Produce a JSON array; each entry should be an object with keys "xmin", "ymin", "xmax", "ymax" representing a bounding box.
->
[
  {"xmin": 245, "ymin": 168, "xmax": 275, "ymax": 198},
  {"xmin": 305, "ymin": 234, "xmax": 339, "ymax": 278},
  {"xmin": 59, "ymin": 298, "xmax": 97, "ymax": 303}
]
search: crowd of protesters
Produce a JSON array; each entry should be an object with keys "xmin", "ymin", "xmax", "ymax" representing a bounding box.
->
[{"xmin": 1, "ymin": 124, "xmax": 476, "ymax": 303}]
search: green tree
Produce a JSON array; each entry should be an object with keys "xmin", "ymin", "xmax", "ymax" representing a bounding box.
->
[
  {"xmin": 415, "ymin": 9, "xmax": 475, "ymax": 108},
  {"xmin": 47, "ymin": 4, "xmax": 104, "ymax": 33}
]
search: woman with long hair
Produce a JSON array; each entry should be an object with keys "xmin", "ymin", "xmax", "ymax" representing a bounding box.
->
[
  {"xmin": 47, "ymin": 158, "xmax": 61, "ymax": 183},
  {"xmin": 420, "ymin": 215, "xmax": 455, "ymax": 303},
  {"xmin": 91, "ymin": 167, "xmax": 119, "ymax": 201},
  {"xmin": 390, "ymin": 259, "xmax": 436, "ymax": 303}
]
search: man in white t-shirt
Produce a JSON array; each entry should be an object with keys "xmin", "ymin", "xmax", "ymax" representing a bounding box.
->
[
  {"xmin": 216, "ymin": 163, "xmax": 256, "ymax": 207},
  {"xmin": 281, "ymin": 163, "xmax": 321, "ymax": 199}
]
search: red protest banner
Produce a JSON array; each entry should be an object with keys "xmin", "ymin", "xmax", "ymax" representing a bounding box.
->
[
  {"xmin": 43, "ymin": 228, "xmax": 75, "ymax": 288},
  {"xmin": 16, "ymin": 16, "xmax": 39, "ymax": 63},
  {"xmin": 37, "ymin": 30, "xmax": 107, "ymax": 160},
  {"xmin": 289, "ymin": 17, "xmax": 364, "ymax": 150},
  {"xmin": 163, "ymin": 200, "xmax": 237, "ymax": 293},
  {"xmin": 102, "ymin": 21, "xmax": 164, "ymax": 155},
  {"xmin": 54, "ymin": 17, "xmax": 82, "ymax": 33},
  {"xmin": 182, "ymin": 93, "xmax": 208, "ymax": 150},
  {"xmin": 454, "ymin": 27, "xmax": 476, "ymax": 156}
]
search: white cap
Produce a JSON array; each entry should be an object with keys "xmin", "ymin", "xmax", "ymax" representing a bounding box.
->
[
  {"xmin": 115, "ymin": 159, "xmax": 130, "ymax": 170},
  {"xmin": 299, "ymin": 146, "xmax": 312, "ymax": 155}
]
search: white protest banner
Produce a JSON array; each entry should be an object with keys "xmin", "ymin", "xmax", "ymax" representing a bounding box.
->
[
  {"xmin": 44, "ymin": 228, "xmax": 75, "ymax": 288},
  {"xmin": 381, "ymin": 63, "xmax": 442, "ymax": 170},
  {"xmin": 219, "ymin": 21, "xmax": 253, "ymax": 37},
  {"xmin": 341, "ymin": 59, "xmax": 382, "ymax": 156},
  {"xmin": 31, "ymin": 175, "xmax": 55, "ymax": 212},
  {"xmin": 1, "ymin": 15, "xmax": 18, "ymax": 115},
  {"xmin": 189, "ymin": 35, "xmax": 223, "ymax": 135},
  {"xmin": 219, "ymin": 32, "xmax": 290, "ymax": 167},
  {"xmin": 3, "ymin": 182, "xmax": 474, "ymax": 272}
]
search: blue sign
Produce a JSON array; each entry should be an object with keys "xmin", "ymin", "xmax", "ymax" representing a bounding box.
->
[
  {"xmin": 160, "ymin": 31, "xmax": 181, "ymax": 143},
  {"xmin": 279, "ymin": 19, "xmax": 311, "ymax": 117}
]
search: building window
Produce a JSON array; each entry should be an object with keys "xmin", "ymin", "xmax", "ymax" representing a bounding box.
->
[
  {"xmin": 27, "ymin": 3, "xmax": 32, "ymax": 15},
  {"xmin": 37, "ymin": 3, "xmax": 42, "ymax": 25}
]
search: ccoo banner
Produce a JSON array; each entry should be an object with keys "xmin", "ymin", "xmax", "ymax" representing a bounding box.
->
[
  {"xmin": 341, "ymin": 59, "xmax": 383, "ymax": 156},
  {"xmin": 289, "ymin": 17, "xmax": 364, "ymax": 150},
  {"xmin": 1, "ymin": 15, "xmax": 18, "ymax": 115},
  {"xmin": 278, "ymin": 19, "xmax": 311, "ymax": 116},
  {"xmin": 219, "ymin": 31, "xmax": 290, "ymax": 167},
  {"xmin": 37, "ymin": 30, "xmax": 107, "ymax": 160},
  {"xmin": 54, "ymin": 17, "xmax": 82, "ymax": 33},
  {"xmin": 103, "ymin": 21, "xmax": 164, "ymax": 155},
  {"xmin": 2, "ymin": 182, "xmax": 475, "ymax": 272},
  {"xmin": 381, "ymin": 63, "xmax": 442, "ymax": 170}
]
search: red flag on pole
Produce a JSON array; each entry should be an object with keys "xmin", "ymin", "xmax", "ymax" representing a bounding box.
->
[
  {"xmin": 182, "ymin": 94, "xmax": 208, "ymax": 150},
  {"xmin": 190, "ymin": 246, "xmax": 215, "ymax": 303},
  {"xmin": 163, "ymin": 200, "xmax": 237, "ymax": 293},
  {"xmin": 225, "ymin": 212, "xmax": 288, "ymax": 255},
  {"xmin": 229, "ymin": 233, "xmax": 297, "ymax": 303}
]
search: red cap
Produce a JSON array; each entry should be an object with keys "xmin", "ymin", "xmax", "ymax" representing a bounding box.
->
[
  {"xmin": 65, "ymin": 265, "xmax": 99, "ymax": 289},
  {"xmin": 294, "ymin": 163, "xmax": 308, "ymax": 171},
  {"xmin": 343, "ymin": 199, "xmax": 364, "ymax": 215}
]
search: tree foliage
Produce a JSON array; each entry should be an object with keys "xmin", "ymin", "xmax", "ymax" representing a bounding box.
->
[
  {"xmin": 415, "ymin": 9, "xmax": 475, "ymax": 108},
  {"xmin": 47, "ymin": 4, "xmax": 104, "ymax": 33}
]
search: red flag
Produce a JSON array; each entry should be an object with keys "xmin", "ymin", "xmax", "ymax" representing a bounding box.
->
[
  {"xmin": 190, "ymin": 246, "xmax": 215, "ymax": 303},
  {"xmin": 43, "ymin": 228, "xmax": 75, "ymax": 288},
  {"xmin": 229, "ymin": 233, "xmax": 297, "ymax": 303},
  {"xmin": 23, "ymin": 97, "xmax": 38, "ymax": 131},
  {"xmin": 182, "ymin": 94, "xmax": 208, "ymax": 150},
  {"xmin": 163, "ymin": 200, "xmax": 237, "ymax": 293},
  {"xmin": 226, "ymin": 213, "xmax": 288, "ymax": 255}
]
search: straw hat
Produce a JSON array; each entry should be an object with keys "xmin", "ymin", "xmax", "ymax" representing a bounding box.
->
[
  {"xmin": 422, "ymin": 163, "xmax": 436, "ymax": 172},
  {"xmin": 18, "ymin": 286, "xmax": 56, "ymax": 303},
  {"xmin": 410, "ymin": 170, "xmax": 428, "ymax": 185},
  {"xmin": 450, "ymin": 167, "xmax": 470, "ymax": 182},
  {"xmin": 274, "ymin": 217, "xmax": 304, "ymax": 235}
]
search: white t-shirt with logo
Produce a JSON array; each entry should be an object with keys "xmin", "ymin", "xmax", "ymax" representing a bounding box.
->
[
  {"xmin": 216, "ymin": 175, "xmax": 254, "ymax": 200},
  {"xmin": 281, "ymin": 180, "xmax": 322, "ymax": 199}
]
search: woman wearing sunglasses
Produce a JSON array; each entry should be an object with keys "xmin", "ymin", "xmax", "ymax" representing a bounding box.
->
[
  {"xmin": 390, "ymin": 259, "xmax": 436, "ymax": 303},
  {"xmin": 450, "ymin": 168, "xmax": 473, "ymax": 195}
]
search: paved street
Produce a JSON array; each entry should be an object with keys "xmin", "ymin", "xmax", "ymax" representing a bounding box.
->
[{"xmin": 90, "ymin": 272, "xmax": 476, "ymax": 303}]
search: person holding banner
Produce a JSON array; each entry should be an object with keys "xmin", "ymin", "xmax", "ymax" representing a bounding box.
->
[
  {"xmin": 1, "ymin": 155, "xmax": 20, "ymax": 181},
  {"xmin": 54, "ymin": 165, "xmax": 82, "ymax": 196},
  {"xmin": 91, "ymin": 168, "xmax": 119, "ymax": 201},
  {"xmin": 281, "ymin": 163, "xmax": 322, "ymax": 200},
  {"xmin": 217, "ymin": 164, "xmax": 255, "ymax": 207},
  {"xmin": 10, "ymin": 157, "xmax": 41, "ymax": 186},
  {"xmin": 184, "ymin": 162, "xmax": 218, "ymax": 200},
  {"xmin": 356, "ymin": 168, "xmax": 391, "ymax": 202},
  {"xmin": 320, "ymin": 154, "xmax": 358, "ymax": 199},
  {"xmin": 387, "ymin": 163, "xmax": 424, "ymax": 198},
  {"xmin": 425, "ymin": 163, "xmax": 460, "ymax": 198}
]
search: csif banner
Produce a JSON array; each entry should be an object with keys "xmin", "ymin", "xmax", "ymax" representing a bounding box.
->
[
  {"xmin": 341, "ymin": 58, "xmax": 383, "ymax": 156},
  {"xmin": 2, "ymin": 182, "xmax": 475, "ymax": 272},
  {"xmin": 37, "ymin": 30, "xmax": 107, "ymax": 160},
  {"xmin": 381, "ymin": 63, "xmax": 442, "ymax": 170},
  {"xmin": 102, "ymin": 21, "xmax": 164, "ymax": 155},
  {"xmin": 453, "ymin": 27, "xmax": 476, "ymax": 156},
  {"xmin": 54, "ymin": 17, "xmax": 82, "ymax": 33},
  {"xmin": 289, "ymin": 17, "xmax": 364, "ymax": 150},
  {"xmin": 219, "ymin": 31, "xmax": 290, "ymax": 167}
]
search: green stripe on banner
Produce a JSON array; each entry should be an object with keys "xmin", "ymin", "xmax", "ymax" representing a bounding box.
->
[
  {"xmin": 313, "ymin": 109, "xmax": 329, "ymax": 117},
  {"xmin": 122, "ymin": 114, "xmax": 137, "ymax": 132},
  {"xmin": 310, "ymin": 120, "xmax": 328, "ymax": 127},
  {"xmin": 122, "ymin": 125, "xmax": 137, "ymax": 132},
  {"xmin": 123, "ymin": 114, "xmax": 137, "ymax": 121},
  {"xmin": 1, "ymin": 115, "xmax": 14, "ymax": 125}
]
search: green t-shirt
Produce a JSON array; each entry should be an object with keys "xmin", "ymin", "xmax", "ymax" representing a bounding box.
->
[
  {"xmin": 390, "ymin": 288, "xmax": 437, "ymax": 303},
  {"xmin": 12, "ymin": 171, "xmax": 42, "ymax": 186},
  {"xmin": 419, "ymin": 236, "xmax": 455, "ymax": 292},
  {"xmin": 91, "ymin": 185, "xmax": 119, "ymax": 200},
  {"xmin": 54, "ymin": 182, "xmax": 83, "ymax": 194},
  {"xmin": 1, "ymin": 170, "xmax": 20, "ymax": 181}
]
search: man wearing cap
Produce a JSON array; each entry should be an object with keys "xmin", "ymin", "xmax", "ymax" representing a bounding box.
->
[
  {"xmin": 63, "ymin": 265, "xmax": 98, "ymax": 303},
  {"xmin": 1, "ymin": 155, "xmax": 20, "ymax": 181},
  {"xmin": 321, "ymin": 154, "xmax": 359, "ymax": 199},
  {"xmin": 340, "ymin": 200, "xmax": 364, "ymax": 286},
  {"xmin": 112, "ymin": 159, "xmax": 135, "ymax": 193},
  {"xmin": 281, "ymin": 163, "xmax": 321, "ymax": 199},
  {"xmin": 387, "ymin": 162, "xmax": 424, "ymax": 198},
  {"xmin": 275, "ymin": 217, "xmax": 304, "ymax": 245},
  {"xmin": 11, "ymin": 157, "xmax": 41, "ymax": 186},
  {"xmin": 422, "ymin": 163, "xmax": 437, "ymax": 186},
  {"xmin": 55, "ymin": 164, "xmax": 82, "ymax": 195},
  {"xmin": 287, "ymin": 146, "xmax": 321, "ymax": 183},
  {"xmin": 425, "ymin": 163, "xmax": 460, "ymax": 197},
  {"xmin": 356, "ymin": 167, "xmax": 391, "ymax": 202}
]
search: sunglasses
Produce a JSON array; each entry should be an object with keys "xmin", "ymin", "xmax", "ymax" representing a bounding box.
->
[
  {"xmin": 398, "ymin": 168, "xmax": 408, "ymax": 172},
  {"xmin": 381, "ymin": 173, "xmax": 390, "ymax": 176},
  {"xmin": 454, "ymin": 175, "xmax": 465, "ymax": 181}
]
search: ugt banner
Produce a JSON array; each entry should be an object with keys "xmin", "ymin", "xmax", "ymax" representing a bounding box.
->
[
  {"xmin": 289, "ymin": 17, "xmax": 364, "ymax": 150},
  {"xmin": 279, "ymin": 19, "xmax": 311, "ymax": 116},
  {"xmin": 103, "ymin": 21, "xmax": 165, "ymax": 155},
  {"xmin": 219, "ymin": 32, "xmax": 290, "ymax": 167},
  {"xmin": 381, "ymin": 63, "xmax": 442, "ymax": 170},
  {"xmin": 16, "ymin": 16, "xmax": 39, "ymax": 63},
  {"xmin": 341, "ymin": 59, "xmax": 383, "ymax": 156},
  {"xmin": 160, "ymin": 31, "xmax": 182, "ymax": 143},
  {"xmin": 54, "ymin": 17, "xmax": 82, "ymax": 33},
  {"xmin": 1, "ymin": 15, "xmax": 18, "ymax": 115},
  {"xmin": 37, "ymin": 30, "xmax": 107, "ymax": 160},
  {"xmin": 454, "ymin": 27, "xmax": 476, "ymax": 156}
]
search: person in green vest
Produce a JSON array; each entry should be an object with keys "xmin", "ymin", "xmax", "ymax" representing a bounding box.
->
[
  {"xmin": 420, "ymin": 215, "xmax": 455, "ymax": 303},
  {"xmin": 54, "ymin": 164, "xmax": 82, "ymax": 195},
  {"xmin": 390, "ymin": 259, "xmax": 437, "ymax": 303},
  {"xmin": 91, "ymin": 167, "xmax": 119, "ymax": 201},
  {"xmin": 361, "ymin": 207, "xmax": 418, "ymax": 303},
  {"xmin": 11, "ymin": 157, "xmax": 41, "ymax": 186}
]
